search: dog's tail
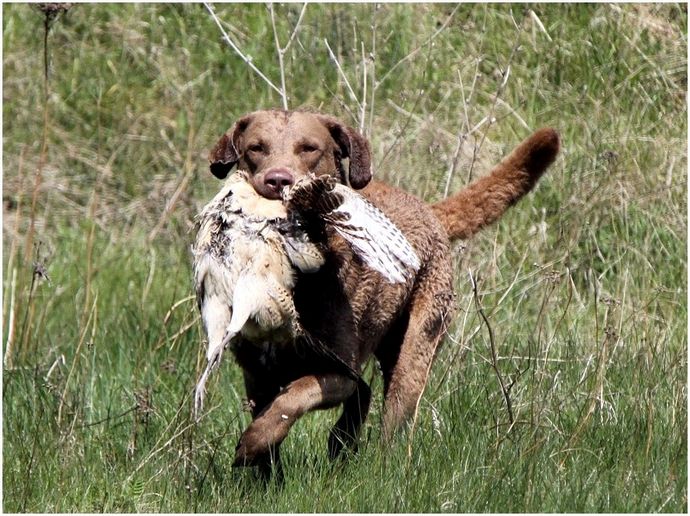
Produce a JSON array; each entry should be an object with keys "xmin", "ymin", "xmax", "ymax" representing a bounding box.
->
[{"xmin": 432, "ymin": 128, "xmax": 560, "ymax": 241}]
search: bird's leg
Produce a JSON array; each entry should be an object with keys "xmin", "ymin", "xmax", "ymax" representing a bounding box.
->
[
  {"xmin": 195, "ymin": 295, "xmax": 232, "ymax": 420},
  {"xmin": 219, "ymin": 327, "xmax": 237, "ymax": 350},
  {"xmin": 194, "ymin": 344, "xmax": 224, "ymax": 421}
]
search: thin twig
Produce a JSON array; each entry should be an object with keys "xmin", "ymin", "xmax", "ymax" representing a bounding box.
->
[
  {"xmin": 467, "ymin": 11, "xmax": 526, "ymax": 182},
  {"xmin": 57, "ymin": 292, "xmax": 98, "ymax": 425},
  {"xmin": 367, "ymin": 4, "xmax": 378, "ymax": 136},
  {"xmin": 324, "ymin": 38, "xmax": 362, "ymax": 112},
  {"xmin": 162, "ymin": 295, "xmax": 196, "ymax": 326},
  {"xmin": 322, "ymin": 82, "xmax": 357, "ymax": 122},
  {"xmin": 25, "ymin": 11, "xmax": 53, "ymax": 261},
  {"xmin": 528, "ymin": 9, "xmax": 552, "ymax": 42},
  {"xmin": 268, "ymin": 3, "xmax": 289, "ymax": 110},
  {"xmin": 78, "ymin": 405, "xmax": 138, "ymax": 428},
  {"xmin": 154, "ymin": 315, "xmax": 199, "ymax": 352},
  {"xmin": 385, "ymin": 99, "xmax": 457, "ymax": 140},
  {"xmin": 430, "ymin": 298, "xmax": 481, "ymax": 400},
  {"xmin": 141, "ymin": 247, "xmax": 157, "ymax": 307},
  {"xmin": 4, "ymin": 268, "xmax": 18, "ymax": 368},
  {"xmin": 444, "ymin": 69, "xmax": 471, "ymax": 198},
  {"xmin": 359, "ymin": 41, "xmax": 367, "ymax": 134},
  {"xmin": 195, "ymin": 414, "xmax": 241, "ymax": 496},
  {"xmin": 126, "ymin": 390, "xmax": 202, "ymax": 484},
  {"xmin": 559, "ymin": 312, "xmax": 613, "ymax": 467},
  {"xmin": 147, "ymin": 121, "xmax": 196, "ymax": 242},
  {"xmin": 494, "ymin": 97, "xmax": 530, "ymax": 130},
  {"xmin": 21, "ymin": 386, "xmax": 45, "ymax": 512},
  {"xmin": 375, "ymin": 3, "xmax": 461, "ymax": 91},
  {"xmin": 270, "ymin": 1, "xmax": 308, "ymax": 110},
  {"xmin": 378, "ymin": 92, "xmax": 423, "ymax": 169},
  {"xmin": 18, "ymin": 244, "xmax": 43, "ymax": 361},
  {"xmin": 470, "ymin": 271, "xmax": 514, "ymax": 427},
  {"xmin": 3, "ymin": 148, "xmax": 26, "ymax": 324},
  {"xmin": 282, "ymin": 2, "xmax": 308, "ymax": 55},
  {"xmin": 378, "ymin": 43, "xmax": 433, "ymax": 170},
  {"xmin": 203, "ymin": 2, "xmax": 283, "ymax": 97}
]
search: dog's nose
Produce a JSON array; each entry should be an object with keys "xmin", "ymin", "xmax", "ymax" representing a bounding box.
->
[{"xmin": 263, "ymin": 168, "xmax": 295, "ymax": 196}]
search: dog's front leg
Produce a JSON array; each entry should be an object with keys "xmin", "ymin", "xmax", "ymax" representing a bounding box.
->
[
  {"xmin": 233, "ymin": 373, "xmax": 357, "ymax": 467},
  {"xmin": 241, "ymin": 368, "xmax": 284, "ymax": 480}
]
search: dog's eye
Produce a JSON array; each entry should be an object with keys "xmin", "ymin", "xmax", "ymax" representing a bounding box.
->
[
  {"xmin": 300, "ymin": 145, "xmax": 319, "ymax": 154},
  {"xmin": 247, "ymin": 143, "xmax": 265, "ymax": 153}
]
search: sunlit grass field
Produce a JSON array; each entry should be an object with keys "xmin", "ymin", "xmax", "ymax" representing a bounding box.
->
[{"xmin": 2, "ymin": 3, "xmax": 687, "ymax": 512}]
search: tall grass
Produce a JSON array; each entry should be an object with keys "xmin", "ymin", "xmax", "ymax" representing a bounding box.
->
[{"xmin": 3, "ymin": 3, "xmax": 687, "ymax": 512}]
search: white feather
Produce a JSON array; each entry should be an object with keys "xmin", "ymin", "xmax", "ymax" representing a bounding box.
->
[{"xmin": 327, "ymin": 185, "xmax": 420, "ymax": 283}]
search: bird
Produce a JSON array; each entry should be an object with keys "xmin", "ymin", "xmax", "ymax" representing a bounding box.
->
[
  {"xmin": 191, "ymin": 171, "xmax": 324, "ymax": 418},
  {"xmin": 192, "ymin": 171, "xmax": 420, "ymax": 419}
]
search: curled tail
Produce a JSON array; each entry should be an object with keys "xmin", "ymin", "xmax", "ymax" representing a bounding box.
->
[{"xmin": 432, "ymin": 128, "xmax": 560, "ymax": 241}]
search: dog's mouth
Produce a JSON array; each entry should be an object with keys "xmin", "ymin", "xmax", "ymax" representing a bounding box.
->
[{"xmin": 251, "ymin": 181, "xmax": 283, "ymax": 201}]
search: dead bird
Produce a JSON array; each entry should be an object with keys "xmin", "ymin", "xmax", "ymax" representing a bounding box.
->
[
  {"xmin": 192, "ymin": 171, "xmax": 324, "ymax": 417},
  {"xmin": 192, "ymin": 171, "xmax": 420, "ymax": 418}
]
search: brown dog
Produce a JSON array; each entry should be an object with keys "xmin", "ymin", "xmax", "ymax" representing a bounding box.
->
[{"xmin": 207, "ymin": 110, "xmax": 559, "ymax": 476}]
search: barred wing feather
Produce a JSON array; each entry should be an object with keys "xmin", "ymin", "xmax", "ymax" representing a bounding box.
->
[
  {"xmin": 287, "ymin": 178, "xmax": 420, "ymax": 283},
  {"xmin": 329, "ymin": 185, "xmax": 420, "ymax": 282}
]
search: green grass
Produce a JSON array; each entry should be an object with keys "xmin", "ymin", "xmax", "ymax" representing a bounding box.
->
[{"xmin": 3, "ymin": 3, "xmax": 687, "ymax": 512}]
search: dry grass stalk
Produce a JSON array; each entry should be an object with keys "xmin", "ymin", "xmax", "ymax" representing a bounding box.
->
[
  {"xmin": 269, "ymin": 2, "xmax": 308, "ymax": 110},
  {"xmin": 470, "ymin": 271, "xmax": 515, "ymax": 430},
  {"xmin": 324, "ymin": 38, "xmax": 363, "ymax": 116},
  {"xmin": 57, "ymin": 292, "xmax": 98, "ymax": 426},
  {"xmin": 4, "ymin": 268, "xmax": 18, "ymax": 369},
  {"xmin": 467, "ymin": 10, "xmax": 526, "ymax": 183},
  {"xmin": 203, "ymin": 2, "xmax": 282, "ymax": 97}
]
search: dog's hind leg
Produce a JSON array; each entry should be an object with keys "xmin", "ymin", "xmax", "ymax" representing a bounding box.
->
[{"xmin": 380, "ymin": 252, "xmax": 455, "ymax": 439}]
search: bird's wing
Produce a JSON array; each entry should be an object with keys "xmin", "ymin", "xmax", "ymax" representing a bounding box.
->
[{"xmin": 286, "ymin": 177, "xmax": 420, "ymax": 283}]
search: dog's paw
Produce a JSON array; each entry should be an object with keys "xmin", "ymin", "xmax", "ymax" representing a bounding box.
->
[
  {"xmin": 233, "ymin": 413, "xmax": 292, "ymax": 466},
  {"xmin": 232, "ymin": 438, "xmax": 262, "ymax": 467}
]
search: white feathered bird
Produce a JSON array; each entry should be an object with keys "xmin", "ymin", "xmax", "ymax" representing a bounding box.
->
[{"xmin": 192, "ymin": 172, "xmax": 420, "ymax": 418}]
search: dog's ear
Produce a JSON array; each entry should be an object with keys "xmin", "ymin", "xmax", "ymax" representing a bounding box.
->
[
  {"xmin": 317, "ymin": 115, "xmax": 372, "ymax": 189},
  {"xmin": 208, "ymin": 115, "xmax": 253, "ymax": 179}
]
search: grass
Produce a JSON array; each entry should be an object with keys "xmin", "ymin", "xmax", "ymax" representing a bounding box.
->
[{"xmin": 2, "ymin": 2, "xmax": 687, "ymax": 512}]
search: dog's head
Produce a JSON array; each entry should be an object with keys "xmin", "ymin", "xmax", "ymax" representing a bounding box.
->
[{"xmin": 208, "ymin": 110, "xmax": 372, "ymax": 199}]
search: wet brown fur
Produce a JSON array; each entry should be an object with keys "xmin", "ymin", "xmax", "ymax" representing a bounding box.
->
[{"xmin": 207, "ymin": 110, "xmax": 559, "ymax": 476}]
